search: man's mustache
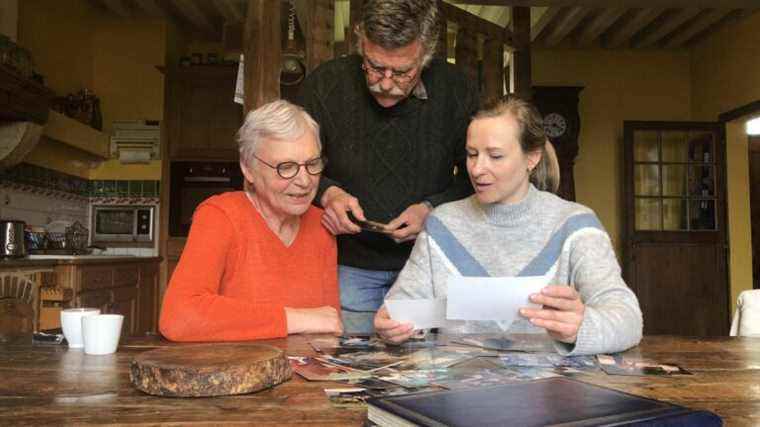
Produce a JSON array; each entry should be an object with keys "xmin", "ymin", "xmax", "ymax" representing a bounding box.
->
[{"xmin": 368, "ymin": 82, "xmax": 405, "ymax": 97}]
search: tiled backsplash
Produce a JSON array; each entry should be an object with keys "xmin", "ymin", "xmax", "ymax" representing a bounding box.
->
[{"xmin": 0, "ymin": 163, "xmax": 160, "ymax": 256}]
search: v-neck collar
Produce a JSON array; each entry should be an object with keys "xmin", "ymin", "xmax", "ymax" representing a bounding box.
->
[{"xmin": 244, "ymin": 192, "xmax": 303, "ymax": 249}]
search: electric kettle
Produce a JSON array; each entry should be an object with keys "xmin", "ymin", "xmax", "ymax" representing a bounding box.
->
[{"xmin": 0, "ymin": 220, "xmax": 26, "ymax": 258}]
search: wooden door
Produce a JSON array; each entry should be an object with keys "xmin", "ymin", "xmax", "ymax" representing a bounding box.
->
[
  {"xmin": 750, "ymin": 136, "xmax": 760, "ymax": 290},
  {"xmin": 623, "ymin": 121, "xmax": 729, "ymax": 336},
  {"xmin": 137, "ymin": 263, "xmax": 159, "ymax": 335}
]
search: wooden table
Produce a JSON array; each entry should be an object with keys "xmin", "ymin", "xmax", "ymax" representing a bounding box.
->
[{"xmin": 1, "ymin": 335, "xmax": 759, "ymax": 425}]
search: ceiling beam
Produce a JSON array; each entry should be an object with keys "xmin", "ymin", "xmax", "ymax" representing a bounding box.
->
[
  {"xmin": 100, "ymin": 0, "xmax": 131, "ymax": 18},
  {"xmin": 132, "ymin": 0, "xmax": 166, "ymax": 17},
  {"xmin": 440, "ymin": 2, "xmax": 511, "ymax": 44},
  {"xmin": 447, "ymin": 1, "xmax": 760, "ymax": 7},
  {"xmin": 604, "ymin": 8, "xmax": 665, "ymax": 48},
  {"xmin": 664, "ymin": 9, "xmax": 734, "ymax": 48},
  {"xmin": 635, "ymin": 8, "xmax": 702, "ymax": 47},
  {"xmin": 170, "ymin": 0, "xmax": 217, "ymax": 36},
  {"xmin": 578, "ymin": 8, "xmax": 628, "ymax": 46},
  {"xmin": 531, "ymin": 6, "xmax": 561, "ymax": 42},
  {"xmin": 543, "ymin": 7, "xmax": 591, "ymax": 46},
  {"xmin": 211, "ymin": 0, "xmax": 245, "ymax": 23}
]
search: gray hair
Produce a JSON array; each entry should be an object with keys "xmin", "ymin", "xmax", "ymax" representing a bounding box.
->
[
  {"xmin": 355, "ymin": 0, "xmax": 440, "ymax": 68},
  {"xmin": 237, "ymin": 100, "xmax": 321, "ymax": 168}
]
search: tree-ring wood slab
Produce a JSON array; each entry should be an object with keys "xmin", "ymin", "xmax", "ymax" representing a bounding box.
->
[{"xmin": 130, "ymin": 343, "xmax": 291, "ymax": 397}]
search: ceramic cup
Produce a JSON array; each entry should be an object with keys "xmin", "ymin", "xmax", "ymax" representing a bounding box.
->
[
  {"xmin": 82, "ymin": 314, "xmax": 124, "ymax": 355},
  {"xmin": 60, "ymin": 308, "xmax": 101, "ymax": 349}
]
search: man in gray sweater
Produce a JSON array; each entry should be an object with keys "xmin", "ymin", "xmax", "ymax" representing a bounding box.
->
[{"xmin": 375, "ymin": 96, "xmax": 642, "ymax": 355}]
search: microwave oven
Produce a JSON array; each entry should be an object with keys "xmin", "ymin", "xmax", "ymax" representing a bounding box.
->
[{"xmin": 91, "ymin": 205, "xmax": 155, "ymax": 244}]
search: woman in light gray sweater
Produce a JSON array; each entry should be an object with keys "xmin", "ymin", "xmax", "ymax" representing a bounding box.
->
[{"xmin": 374, "ymin": 96, "xmax": 642, "ymax": 356}]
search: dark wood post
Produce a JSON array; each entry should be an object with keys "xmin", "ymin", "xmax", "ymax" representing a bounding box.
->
[
  {"xmin": 455, "ymin": 28, "xmax": 478, "ymax": 88},
  {"xmin": 511, "ymin": 6, "xmax": 531, "ymax": 100},
  {"xmin": 243, "ymin": 0, "xmax": 281, "ymax": 114},
  {"xmin": 482, "ymin": 37, "xmax": 504, "ymax": 101}
]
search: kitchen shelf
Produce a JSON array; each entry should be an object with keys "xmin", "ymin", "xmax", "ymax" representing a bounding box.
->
[{"xmin": 42, "ymin": 110, "xmax": 109, "ymax": 159}]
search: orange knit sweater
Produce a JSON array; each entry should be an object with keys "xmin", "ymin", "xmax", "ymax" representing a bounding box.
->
[{"xmin": 159, "ymin": 192, "xmax": 339, "ymax": 341}]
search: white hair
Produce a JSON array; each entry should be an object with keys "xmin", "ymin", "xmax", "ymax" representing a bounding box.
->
[{"xmin": 237, "ymin": 100, "xmax": 321, "ymax": 167}]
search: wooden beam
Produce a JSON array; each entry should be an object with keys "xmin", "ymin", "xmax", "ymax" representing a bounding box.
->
[
  {"xmin": 436, "ymin": 1, "xmax": 448, "ymax": 60},
  {"xmin": 665, "ymin": 9, "xmax": 734, "ymax": 48},
  {"xmin": 170, "ymin": 0, "xmax": 217, "ymax": 36},
  {"xmin": 578, "ymin": 8, "xmax": 628, "ymax": 46},
  {"xmin": 133, "ymin": 0, "xmax": 166, "ymax": 17},
  {"xmin": 440, "ymin": 2, "xmax": 510, "ymax": 45},
  {"xmin": 347, "ymin": 0, "xmax": 363, "ymax": 54},
  {"xmin": 511, "ymin": 6, "xmax": 531, "ymax": 100},
  {"xmin": 635, "ymin": 8, "xmax": 702, "ymax": 47},
  {"xmin": 482, "ymin": 37, "xmax": 504, "ymax": 101},
  {"xmin": 543, "ymin": 7, "xmax": 592, "ymax": 46},
  {"xmin": 454, "ymin": 28, "xmax": 478, "ymax": 85},
  {"xmin": 531, "ymin": 7, "xmax": 561, "ymax": 42},
  {"xmin": 604, "ymin": 8, "xmax": 665, "ymax": 48},
  {"xmin": 100, "ymin": 0, "xmax": 131, "ymax": 18},
  {"xmin": 446, "ymin": 0, "xmax": 760, "ymax": 6},
  {"xmin": 211, "ymin": 0, "xmax": 245, "ymax": 23},
  {"xmin": 301, "ymin": 0, "xmax": 334, "ymax": 72},
  {"xmin": 243, "ymin": 0, "xmax": 280, "ymax": 113}
]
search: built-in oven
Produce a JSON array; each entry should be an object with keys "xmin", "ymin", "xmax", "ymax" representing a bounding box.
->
[
  {"xmin": 169, "ymin": 161, "xmax": 243, "ymax": 237},
  {"xmin": 91, "ymin": 205, "xmax": 155, "ymax": 244}
]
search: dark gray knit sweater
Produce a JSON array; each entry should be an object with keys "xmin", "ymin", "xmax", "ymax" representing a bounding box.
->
[{"xmin": 298, "ymin": 55, "xmax": 478, "ymax": 270}]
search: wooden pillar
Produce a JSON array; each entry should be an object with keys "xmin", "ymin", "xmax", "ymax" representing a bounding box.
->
[
  {"xmin": 297, "ymin": 0, "xmax": 334, "ymax": 72},
  {"xmin": 482, "ymin": 38, "xmax": 504, "ymax": 101},
  {"xmin": 243, "ymin": 0, "xmax": 281, "ymax": 113},
  {"xmin": 347, "ymin": 0, "xmax": 364, "ymax": 54},
  {"xmin": 435, "ymin": 0, "xmax": 448, "ymax": 60},
  {"xmin": 510, "ymin": 6, "xmax": 531, "ymax": 100},
  {"xmin": 455, "ymin": 28, "xmax": 478, "ymax": 87}
]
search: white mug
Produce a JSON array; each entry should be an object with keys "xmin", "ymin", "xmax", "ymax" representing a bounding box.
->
[
  {"xmin": 60, "ymin": 308, "xmax": 101, "ymax": 349},
  {"xmin": 82, "ymin": 314, "xmax": 124, "ymax": 355}
]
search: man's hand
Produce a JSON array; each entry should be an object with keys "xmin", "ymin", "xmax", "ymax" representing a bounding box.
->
[
  {"xmin": 285, "ymin": 306, "xmax": 343, "ymax": 336},
  {"xmin": 519, "ymin": 285, "xmax": 585, "ymax": 344},
  {"xmin": 386, "ymin": 202, "xmax": 433, "ymax": 243},
  {"xmin": 374, "ymin": 305, "xmax": 415, "ymax": 344},
  {"xmin": 320, "ymin": 186, "xmax": 364, "ymax": 235}
]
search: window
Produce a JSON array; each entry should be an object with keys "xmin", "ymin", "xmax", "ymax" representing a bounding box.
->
[{"xmin": 632, "ymin": 130, "xmax": 716, "ymax": 231}]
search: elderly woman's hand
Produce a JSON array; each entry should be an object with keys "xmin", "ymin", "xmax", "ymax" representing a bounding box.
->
[
  {"xmin": 374, "ymin": 305, "xmax": 415, "ymax": 344},
  {"xmin": 320, "ymin": 186, "xmax": 364, "ymax": 235},
  {"xmin": 285, "ymin": 306, "xmax": 343, "ymax": 336},
  {"xmin": 519, "ymin": 285, "xmax": 585, "ymax": 344}
]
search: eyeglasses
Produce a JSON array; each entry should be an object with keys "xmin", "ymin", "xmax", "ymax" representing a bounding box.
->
[
  {"xmin": 361, "ymin": 57, "xmax": 419, "ymax": 85},
  {"xmin": 253, "ymin": 154, "xmax": 327, "ymax": 179}
]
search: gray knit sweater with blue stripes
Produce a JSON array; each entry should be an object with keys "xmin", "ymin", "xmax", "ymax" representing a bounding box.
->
[{"xmin": 385, "ymin": 184, "xmax": 643, "ymax": 356}]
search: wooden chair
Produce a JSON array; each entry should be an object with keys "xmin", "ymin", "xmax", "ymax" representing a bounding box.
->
[
  {"xmin": 730, "ymin": 289, "xmax": 760, "ymax": 337},
  {"xmin": 0, "ymin": 273, "xmax": 38, "ymax": 342}
]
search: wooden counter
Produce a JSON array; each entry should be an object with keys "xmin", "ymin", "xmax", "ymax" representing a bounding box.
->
[{"xmin": 0, "ymin": 335, "xmax": 759, "ymax": 425}]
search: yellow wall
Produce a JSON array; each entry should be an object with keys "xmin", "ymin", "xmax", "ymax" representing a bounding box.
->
[
  {"xmin": 690, "ymin": 12, "xmax": 760, "ymax": 311},
  {"xmin": 17, "ymin": 0, "xmax": 166, "ymax": 181},
  {"xmin": 532, "ymin": 49, "xmax": 693, "ymax": 252}
]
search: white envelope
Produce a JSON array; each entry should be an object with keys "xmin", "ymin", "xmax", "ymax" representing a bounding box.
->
[
  {"xmin": 446, "ymin": 276, "xmax": 547, "ymax": 327},
  {"xmin": 385, "ymin": 298, "xmax": 447, "ymax": 330}
]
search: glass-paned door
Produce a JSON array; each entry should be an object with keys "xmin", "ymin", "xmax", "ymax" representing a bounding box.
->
[
  {"xmin": 632, "ymin": 130, "xmax": 716, "ymax": 231},
  {"xmin": 623, "ymin": 121, "xmax": 728, "ymax": 337}
]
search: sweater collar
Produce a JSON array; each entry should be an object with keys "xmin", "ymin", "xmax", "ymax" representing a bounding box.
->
[{"xmin": 476, "ymin": 184, "xmax": 539, "ymax": 226}]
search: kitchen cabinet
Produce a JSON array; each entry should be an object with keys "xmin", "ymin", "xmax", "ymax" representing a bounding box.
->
[
  {"xmin": 167, "ymin": 65, "xmax": 242, "ymax": 160},
  {"xmin": 56, "ymin": 258, "xmax": 161, "ymax": 337}
]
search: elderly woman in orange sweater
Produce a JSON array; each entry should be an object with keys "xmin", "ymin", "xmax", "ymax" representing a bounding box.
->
[{"xmin": 159, "ymin": 100, "xmax": 342, "ymax": 341}]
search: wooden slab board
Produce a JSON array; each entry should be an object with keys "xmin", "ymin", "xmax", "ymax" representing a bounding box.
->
[{"xmin": 130, "ymin": 343, "xmax": 291, "ymax": 397}]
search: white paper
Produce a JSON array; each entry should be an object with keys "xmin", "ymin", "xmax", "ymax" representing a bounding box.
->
[
  {"xmin": 385, "ymin": 298, "xmax": 446, "ymax": 330},
  {"xmin": 234, "ymin": 54, "xmax": 245, "ymax": 105},
  {"xmin": 446, "ymin": 276, "xmax": 547, "ymax": 327}
]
